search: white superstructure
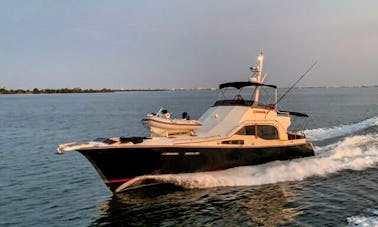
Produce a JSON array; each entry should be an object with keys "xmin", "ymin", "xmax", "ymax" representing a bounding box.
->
[{"xmin": 58, "ymin": 52, "xmax": 309, "ymax": 152}]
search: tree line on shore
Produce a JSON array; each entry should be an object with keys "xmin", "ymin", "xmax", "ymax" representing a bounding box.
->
[
  {"xmin": 0, "ymin": 87, "xmax": 113, "ymax": 94},
  {"xmin": 0, "ymin": 87, "xmax": 177, "ymax": 94}
]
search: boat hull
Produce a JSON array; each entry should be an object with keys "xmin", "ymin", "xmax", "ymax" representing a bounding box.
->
[{"xmin": 78, "ymin": 143, "xmax": 314, "ymax": 192}]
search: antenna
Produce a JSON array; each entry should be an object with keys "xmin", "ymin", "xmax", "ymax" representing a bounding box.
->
[
  {"xmin": 252, "ymin": 52, "xmax": 264, "ymax": 104},
  {"xmin": 276, "ymin": 61, "xmax": 317, "ymax": 104}
]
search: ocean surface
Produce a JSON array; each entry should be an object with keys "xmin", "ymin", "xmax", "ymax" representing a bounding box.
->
[{"xmin": 0, "ymin": 87, "xmax": 377, "ymax": 226}]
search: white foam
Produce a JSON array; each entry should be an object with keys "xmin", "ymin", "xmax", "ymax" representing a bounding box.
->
[
  {"xmin": 346, "ymin": 209, "xmax": 378, "ymax": 227},
  {"xmin": 127, "ymin": 134, "xmax": 378, "ymax": 189},
  {"xmin": 304, "ymin": 116, "xmax": 378, "ymax": 141}
]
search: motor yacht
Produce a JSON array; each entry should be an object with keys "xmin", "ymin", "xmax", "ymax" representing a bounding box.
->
[{"xmin": 57, "ymin": 52, "xmax": 315, "ymax": 193}]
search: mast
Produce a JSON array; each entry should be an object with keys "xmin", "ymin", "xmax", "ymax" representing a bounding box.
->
[{"xmin": 251, "ymin": 51, "xmax": 264, "ymax": 104}]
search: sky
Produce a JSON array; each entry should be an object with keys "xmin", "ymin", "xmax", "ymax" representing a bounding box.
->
[{"xmin": 1, "ymin": 0, "xmax": 378, "ymax": 89}]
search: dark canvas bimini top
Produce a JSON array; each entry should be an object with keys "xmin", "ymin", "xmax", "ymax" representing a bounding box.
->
[{"xmin": 219, "ymin": 81, "xmax": 277, "ymax": 89}]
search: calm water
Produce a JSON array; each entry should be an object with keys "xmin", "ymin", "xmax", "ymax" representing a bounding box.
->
[{"xmin": 0, "ymin": 87, "xmax": 377, "ymax": 226}]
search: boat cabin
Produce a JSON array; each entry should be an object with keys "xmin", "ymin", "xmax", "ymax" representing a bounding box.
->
[{"xmin": 173, "ymin": 52, "xmax": 308, "ymax": 146}]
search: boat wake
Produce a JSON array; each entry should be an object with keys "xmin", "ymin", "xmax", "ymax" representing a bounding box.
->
[
  {"xmin": 346, "ymin": 209, "xmax": 378, "ymax": 226},
  {"xmin": 304, "ymin": 116, "xmax": 378, "ymax": 141},
  {"xmin": 120, "ymin": 132, "xmax": 378, "ymax": 191}
]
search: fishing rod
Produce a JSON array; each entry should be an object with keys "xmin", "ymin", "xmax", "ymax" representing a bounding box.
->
[{"xmin": 276, "ymin": 61, "xmax": 318, "ymax": 104}]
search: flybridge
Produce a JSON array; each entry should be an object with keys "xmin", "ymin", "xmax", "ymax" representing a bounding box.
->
[
  {"xmin": 217, "ymin": 52, "xmax": 278, "ymax": 108},
  {"xmin": 216, "ymin": 52, "xmax": 310, "ymax": 118}
]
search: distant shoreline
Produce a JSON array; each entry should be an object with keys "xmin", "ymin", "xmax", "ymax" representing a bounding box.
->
[
  {"xmin": 0, "ymin": 85, "xmax": 376, "ymax": 95},
  {"xmin": 0, "ymin": 88, "xmax": 113, "ymax": 95},
  {"xmin": 0, "ymin": 87, "xmax": 216, "ymax": 95}
]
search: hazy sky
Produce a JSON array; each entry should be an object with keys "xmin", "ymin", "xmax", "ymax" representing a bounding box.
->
[{"xmin": 1, "ymin": 1, "xmax": 378, "ymax": 89}]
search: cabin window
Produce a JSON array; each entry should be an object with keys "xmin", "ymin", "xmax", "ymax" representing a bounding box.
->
[
  {"xmin": 257, "ymin": 125, "xmax": 278, "ymax": 140},
  {"xmin": 236, "ymin": 126, "xmax": 256, "ymax": 136},
  {"xmin": 221, "ymin": 140, "xmax": 244, "ymax": 145},
  {"xmin": 235, "ymin": 125, "xmax": 278, "ymax": 140}
]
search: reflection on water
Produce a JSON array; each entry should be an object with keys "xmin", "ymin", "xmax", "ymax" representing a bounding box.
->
[
  {"xmin": 241, "ymin": 185, "xmax": 303, "ymax": 226},
  {"xmin": 93, "ymin": 183, "xmax": 303, "ymax": 226}
]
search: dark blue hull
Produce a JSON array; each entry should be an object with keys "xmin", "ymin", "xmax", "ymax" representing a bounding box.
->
[{"xmin": 78, "ymin": 143, "xmax": 314, "ymax": 192}]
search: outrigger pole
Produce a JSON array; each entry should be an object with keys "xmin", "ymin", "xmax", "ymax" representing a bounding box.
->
[{"xmin": 276, "ymin": 61, "xmax": 318, "ymax": 104}]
